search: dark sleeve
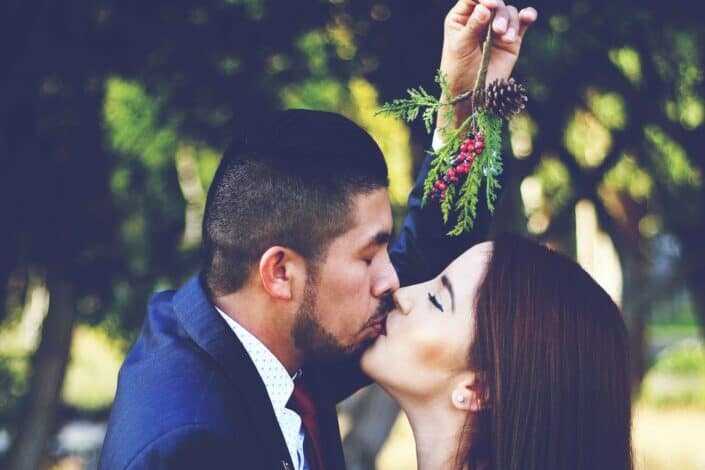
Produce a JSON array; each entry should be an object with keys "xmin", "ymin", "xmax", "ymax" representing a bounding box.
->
[
  {"xmin": 124, "ymin": 425, "xmax": 240, "ymax": 470},
  {"xmin": 389, "ymin": 150, "xmax": 495, "ymax": 286}
]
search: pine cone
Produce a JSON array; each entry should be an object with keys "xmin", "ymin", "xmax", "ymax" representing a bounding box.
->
[{"xmin": 485, "ymin": 77, "xmax": 528, "ymax": 119}]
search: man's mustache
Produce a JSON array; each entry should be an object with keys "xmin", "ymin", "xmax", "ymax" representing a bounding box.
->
[{"xmin": 366, "ymin": 292, "xmax": 396, "ymax": 326}]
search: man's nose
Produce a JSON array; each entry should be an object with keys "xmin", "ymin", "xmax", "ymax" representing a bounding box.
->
[{"xmin": 372, "ymin": 254, "xmax": 400, "ymax": 298}]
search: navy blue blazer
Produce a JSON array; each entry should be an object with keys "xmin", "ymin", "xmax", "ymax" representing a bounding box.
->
[{"xmin": 99, "ymin": 153, "xmax": 493, "ymax": 470}]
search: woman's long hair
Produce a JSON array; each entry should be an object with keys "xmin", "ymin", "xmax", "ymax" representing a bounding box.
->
[{"xmin": 461, "ymin": 234, "xmax": 633, "ymax": 470}]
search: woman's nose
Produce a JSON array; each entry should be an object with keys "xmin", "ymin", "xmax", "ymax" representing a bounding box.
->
[{"xmin": 393, "ymin": 287, "xmax": 413, "ymax": 315}]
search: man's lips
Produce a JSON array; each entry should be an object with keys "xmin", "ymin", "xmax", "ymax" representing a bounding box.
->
[
  {"xmin": 368, "ymin": 315, "xmax": 388, "ymax": 336},
  {"xmin": 367, "ymin": 293, "xmax": 395, "ymax": 337}
]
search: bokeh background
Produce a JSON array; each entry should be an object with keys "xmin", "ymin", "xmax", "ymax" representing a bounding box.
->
[{"xmin": 1, "ymin": 0, "xmax": 704, "ymax": 468}]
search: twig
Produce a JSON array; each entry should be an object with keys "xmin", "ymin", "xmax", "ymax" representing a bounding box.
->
[{"xmin": 473, "ymin": 10, "xmax": 496, "ymax": 107}]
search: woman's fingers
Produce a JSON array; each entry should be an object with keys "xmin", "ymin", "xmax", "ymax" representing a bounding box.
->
[
  {"xmin": 500, "ymin": 6, "xmax": 519, "ymax": 42},
  {"xmin": 517, "ymin": 7, "xmax": 538, "ymax": 39},
  {"xmin": 464, "ymin": 4, "xmax": 493, "ymax": 40},
  {"xmin": 492, "ymin": 0, "xmax": 510, "ymax": 34},
  {"xmin": 446, "ymin": 0, "xmax": 498, "ymax": 28}
]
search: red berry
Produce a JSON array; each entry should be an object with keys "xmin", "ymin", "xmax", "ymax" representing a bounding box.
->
[
  {"xmin": 448, "ymin": 169, "xmax": 456, "ymax": 177},
  {"xmin": 474, "ymin": 142, "xmax": 485, "ymax": 153},
  {"xmin": 438, "ymin": 182, "xmax": 446, "ymax": 190},
  {"xmin": 450, "ymin": 175, "xmax": 459, "ymax": 182}
]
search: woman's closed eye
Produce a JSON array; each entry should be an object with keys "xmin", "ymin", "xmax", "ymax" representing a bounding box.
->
[{"xmin": 427, "ymin": 292, "xmax": 444, "ymax": 312}]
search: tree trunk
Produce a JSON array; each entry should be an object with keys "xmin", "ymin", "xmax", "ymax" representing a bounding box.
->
[
  {"xmin": 628, "ymin": 304, "xmax": 648, "ymax": 393},
  {"xmin": 620, "ymin": 252, "xmax": 652, "ymax": 394},
  {"xmin": 7, "ymin": 274, "xmax": 76, "ymax": 470},
  {"xmin": 343, "ymin": 385, "xmax": 400, "ymax": 470},
  {"xmin": 686, "ymin": 273, "xmax": 705, "ymax": 343}
]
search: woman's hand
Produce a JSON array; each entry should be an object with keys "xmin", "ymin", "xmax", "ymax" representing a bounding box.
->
[{"xmin": 438, "ymin": 0, "xmax": 537, "ymax": 128}]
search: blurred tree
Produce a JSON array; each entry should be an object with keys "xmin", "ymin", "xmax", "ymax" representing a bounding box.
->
[
  {"xmin": 350, "ymin": 0, "xmax": 702, "ymax": 325},
  {"xmin": 0, "ymin": 1, "xmax": 386, "ymax": 468},
  {"xmin": 1, "ymin": 0, "xmax": 704, "ymax": 468}
]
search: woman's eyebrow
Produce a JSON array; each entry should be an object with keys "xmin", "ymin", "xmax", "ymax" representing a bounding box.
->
[{"xmin": 441, "ymin": 274, "xmax": 455, "ymax": 312}]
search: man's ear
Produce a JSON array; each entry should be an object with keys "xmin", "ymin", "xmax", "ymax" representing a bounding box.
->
[
  {"xmin": 258, "ymin": 246, "xmax": 306, "ymax": 301},
  {"xmin": 451, "ymin": 371, "xmax": 489, "ymax": 412}
]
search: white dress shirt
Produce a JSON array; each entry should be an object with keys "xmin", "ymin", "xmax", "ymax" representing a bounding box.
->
[
  {"xmin": 215, "ymin": 307, "xmax": 308, "ymax": 470},
  {"xmin": 432, "ymin": 128, "xmax": 445, "ymax": 152}
]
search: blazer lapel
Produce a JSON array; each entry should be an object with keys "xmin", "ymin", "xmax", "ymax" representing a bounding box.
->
[{"xmin": 172, "ymin": 275, "xmax": 294, "ymax": 468}]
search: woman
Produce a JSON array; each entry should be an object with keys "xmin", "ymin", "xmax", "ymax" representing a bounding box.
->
[{"xmin": 362, "ymin": 234, "xmax": 633, "ymax": 470}]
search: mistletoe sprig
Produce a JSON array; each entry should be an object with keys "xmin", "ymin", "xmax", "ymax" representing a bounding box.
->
[
  {"xmin": 376, "ymin": 16, "xmax": 527, "ymax": 235},
  {"xmin": 423, "ymin": 108, "xmax": 504, "ymax": 235},
  {"xmin": 377, "ymin": 71, "xmax": 457, "ymax": 134}
]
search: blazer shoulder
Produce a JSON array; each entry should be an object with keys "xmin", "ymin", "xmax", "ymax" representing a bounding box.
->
[
  {"xmin": 102, "ymin": 423, "xmax": 237, "ymax": 470},
  {"xmin": 111, "ymin": 342, "xmax": 236, "ymax": 427},
  {"xmin": 103, "ymin": 291, "xmax": 245, "ymax": 468},
  {"xmin": 102, "ymin": 361, "xmax": 247, "ymax": 468}
]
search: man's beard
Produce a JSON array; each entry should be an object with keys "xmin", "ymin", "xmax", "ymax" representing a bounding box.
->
[{"xmin": 292, "ymin": 275, "xmax": 395, "ymax": 363}]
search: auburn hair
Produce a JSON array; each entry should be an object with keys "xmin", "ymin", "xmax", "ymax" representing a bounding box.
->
[{"xmin": 460, "ymin": 234, "xmax": 633, "ymax": 470}]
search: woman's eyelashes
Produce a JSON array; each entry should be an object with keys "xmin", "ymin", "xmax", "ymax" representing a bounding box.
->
[{"xmin": 427, "ymin": 292, "xmax": 444, "ymax": 312}]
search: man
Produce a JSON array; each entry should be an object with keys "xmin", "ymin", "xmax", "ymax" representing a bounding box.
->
[{"xmin": 99, "ymin": 1, "xmax": 536, "ymax": 468}]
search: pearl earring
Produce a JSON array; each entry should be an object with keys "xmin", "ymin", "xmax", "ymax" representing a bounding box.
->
[{"xmin": 454, "ymin": 394, "xmax": 466, "ymax": 404}]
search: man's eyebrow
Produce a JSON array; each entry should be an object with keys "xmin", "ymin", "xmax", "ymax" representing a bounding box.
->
[
  {"xmin": 364, "ymin": 231, "xmax": 392, "ymax": 249},
  {"xmin": 441, "ymin": 274, "xmax": 455, "ymax": 313}
]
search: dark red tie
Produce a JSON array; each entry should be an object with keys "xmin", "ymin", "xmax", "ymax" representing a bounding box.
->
[{"xmin": 288, "ymin": 381, "xmax": 326, "ymax": 470}]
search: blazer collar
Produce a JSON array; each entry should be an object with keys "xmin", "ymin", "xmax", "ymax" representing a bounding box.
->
[{"xmin": 172, "ymin": 274, "xmax": 294, "ymax": 468}]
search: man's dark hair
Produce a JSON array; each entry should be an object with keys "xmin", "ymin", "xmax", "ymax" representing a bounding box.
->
[{"xmin": 202, "ymin": 109, "xmax": 389, "ymax": 296}]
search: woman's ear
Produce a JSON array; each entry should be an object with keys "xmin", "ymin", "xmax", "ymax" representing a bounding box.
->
[
  {"xmin": 258, "ymin": 246, "xmax": 305, "ymax": 301},
  {"xmin": 451, "ymin": 372, "xmax": 489, "ymax": 412}
]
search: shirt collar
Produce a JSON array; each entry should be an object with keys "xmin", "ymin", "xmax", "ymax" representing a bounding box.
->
[{"xmin": 214, "ymin": 306, "xmax": 295, "ymax": 413}]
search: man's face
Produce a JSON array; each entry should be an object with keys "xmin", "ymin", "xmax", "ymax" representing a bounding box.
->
[{"xmin": 293, "ymin": 188, "xmax": 399, "ymax": 361}]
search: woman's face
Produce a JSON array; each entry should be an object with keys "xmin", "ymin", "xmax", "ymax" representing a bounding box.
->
[{"xmin": 361, "ymin": 242, "xmax": 493, "ymax": 400}]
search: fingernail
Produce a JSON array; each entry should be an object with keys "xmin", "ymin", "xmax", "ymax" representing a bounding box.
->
[
  {"xmin": 522, "ymin": 8, "xmax": 538, "ymax": 21},
  {"xmin": 495, "ymin": 17, "xmax": 507, "ymax": 31},
  {"xmin": 506, "ymin": 28, "xmax": 516, "ymax": 40},
  {"xmin": 475, "ymin": 5, "xmax": 490, "ymax": 21}
]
